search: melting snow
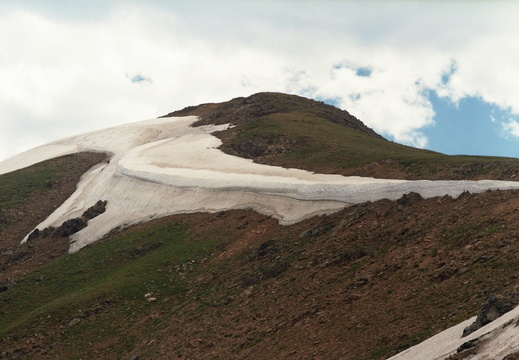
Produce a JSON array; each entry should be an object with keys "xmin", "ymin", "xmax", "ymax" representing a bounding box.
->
[
  {"xmin": 2, "ymin": 115, "xmax": 519, "ymax": 254},
  {"xmin": 3, "ymin": 115, "xmax": 519, "ymax": 357}
]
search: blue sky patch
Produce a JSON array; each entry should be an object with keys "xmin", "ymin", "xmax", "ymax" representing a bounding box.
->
[
  {"xmin": 441, "ymin": 61, "xmax": 457, "ymax": 85},
  {"xmin": 355, "ymin": 67, "xmax": 372, "ymax": 77},
  {"xmin": 316, "ymin": 97, "xmax": 341, "ymax": 108},
  {"xmin": 130, "ymin": 74, "xmax": 151, "ymax": 84},
  {"xmin": 423, "ymin": 90, "xmax": 519, "ymax": 157},
  {"xmin": 332, "ymin": 62, "xmax": 372, "ymax": 77}
]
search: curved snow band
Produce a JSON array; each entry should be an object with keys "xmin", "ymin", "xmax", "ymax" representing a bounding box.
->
[
  {"xmin": 3, "ymin": 116, "xmax": 519, "ymax": 358},
  {"xmin": 2, "ymin": 116, "xmax": 519, "ymax": 255}
]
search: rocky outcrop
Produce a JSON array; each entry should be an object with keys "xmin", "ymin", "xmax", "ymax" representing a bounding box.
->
[
  {"xmin": 463, "ymin": 293, "xmax": 519, "ymax": 337},
  {"xmin": 58, "ymin": 217, "xmax": 87, "ymax": 237},
  {"xmin": 27, "ymin": 200, "xmax": 107, "ymax": 241},
  {"xmin": 81, "ymin": 200, "xmax": 107, "ymax": 220}
]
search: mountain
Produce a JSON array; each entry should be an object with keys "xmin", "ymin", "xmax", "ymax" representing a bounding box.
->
[
  {"xmin": 167, "ymin": 92, "xmax": 519, "ymax": 181},
  {"xmin": 2, "ymin": 92, "xmax": 519, "ymax": 359}
]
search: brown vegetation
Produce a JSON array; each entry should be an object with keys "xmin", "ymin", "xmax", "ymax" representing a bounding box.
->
[{"xmin": 3, "ymin": 93, "xmax": 519, "ymax": 359}]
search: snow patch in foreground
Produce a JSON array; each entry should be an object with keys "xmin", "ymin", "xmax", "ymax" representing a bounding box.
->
[
  {"xmin": 2, "ymin": 116, "xmax": 519, "ymax": 254},
  {"xmin": 388, "ymin": 304, "xmax": 519, "ymax": 360}
]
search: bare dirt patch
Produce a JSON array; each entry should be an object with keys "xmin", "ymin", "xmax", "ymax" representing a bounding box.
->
[{"xmin": 6, "ymin": 188, "xmax": 519, "ymax": 359}]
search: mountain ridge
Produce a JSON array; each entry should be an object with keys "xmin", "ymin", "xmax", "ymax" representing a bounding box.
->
[
  {"xmin": 165, "ymin": 92, "xmax": 383, "ymax": 138},
  {"xmin": 2, "ymin": 92, "xmax": 519, "ymax": 359},
  {"xmin": 167, "ymin": 92, "xmax": 519, "ymax": 181}
]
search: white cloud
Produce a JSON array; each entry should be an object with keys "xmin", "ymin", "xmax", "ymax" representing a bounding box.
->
[
  {"xmin": 503, "ymin": 120, "xmax": 519, "ymax": 139},
  {"xmin": 1, "ymin": 1, "xmax": 519, "ymax": 160}
]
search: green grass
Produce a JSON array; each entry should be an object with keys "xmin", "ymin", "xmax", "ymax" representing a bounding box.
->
[
  {"xmin": 0, "ymin": 216, "xmax": 234, "ymax": 359},
  {"xmin": 0, "ymin": 221, "xmax": 220, "ymax": 339},
  {"xmin": 225, "ymin": 107, "xmax": 519, "ymax": 178},
  {"xmin": 4, "ymin": 94, "xmax": 519, "ymax": 359},
  {"xmin": 0, "ymin": 153, "xmax": 105, "ymax": 234},
  {"xmin": 0, "ymin": 162, "xmax": 56, "ymax": 209},
  {"xmin": 207, "ymin": 91, "xmax": 519, "ymax": 179}
]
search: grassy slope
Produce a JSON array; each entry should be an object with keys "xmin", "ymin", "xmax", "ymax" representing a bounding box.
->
[
  {"xmin": 3, "ymin": 190, "xmax": 519, "ymax": 359},
  {"xmin": 183, "ymin": 92, "xmax": 519, "ymax": 180},
  {"xmin": 0, "ymin": 219, "xmax": 212, "ymax": 358},
  {"xmin": 0, "ymin": 152, "xmax": 106, "ymax": 284},
  {"xmin": 0, "ymin": 152, "xmax": 106, "ymax": 219},
  {"xmin": 3, "ymin": 93, "xmax": 519, "ymax": 359}
]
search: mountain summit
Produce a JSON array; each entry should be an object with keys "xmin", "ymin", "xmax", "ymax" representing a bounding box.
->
[{"xmin": 2, "ymin": 92, "xmax": 519, "ymax": 359}]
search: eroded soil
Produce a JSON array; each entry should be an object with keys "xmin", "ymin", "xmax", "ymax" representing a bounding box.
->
[{"xmin": 4, "ymin": 187, "xmax": 519, "ymax": 359}]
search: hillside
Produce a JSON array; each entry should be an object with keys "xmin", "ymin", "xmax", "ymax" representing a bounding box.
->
[
  {"xmin": 169, "ymin": 92, "xmax": 519, "ymax": 181},
  {"xmin": 2, "ymin": 93, "xmax": 519, "ymax": 359}
]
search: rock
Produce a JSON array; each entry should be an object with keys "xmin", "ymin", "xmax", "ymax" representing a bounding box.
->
[
  {"xmin": 355, "ymin": 277, "xmax": 370, "ymax": 286},
  {"xmin": 82, "ymin": 200, "xmax": 107, "ymax": 220},
  {"xmin": 26, "ymin": 228, "xmax": 40, "ymax": 242},
  {"xmin": 59, "ymin": 217, "xmax": 87, "ymax": 237},
  {"xmin": 68, "ymin": 318, "xmax": 81, "ymax": 327},
  {"xmin": 4, "ymin": 278, "xmax": 16, "ymax": 288},
  {"xmin": 237, "ymin": 221, "xmax": 249, "ymax": 230},
  {"xmin": 261, "ymin": 259, "xmax": 288, "ymax": 278},
  {"xmin": 144, "ymin": 293, "xmax": 157, "ymax": 302},
  {"xmin": 435, "ymin": 265, "xmax": 459, "ymax": 281},
  {"xmin": 53, "ymin": 200, "xmax": 107, "ymax": 237},
  {"xmin": 0, "ymin": 210, "xmax": 8, "ymax": 225},
  {"xmin": 299, "ymin": 222, "xmax": 334, "ymax": 238},
  {"xmin": 396, "ymin": 192, "xmax": 423, "ymax": 206},
  {"xmin": 331, "ymin": 248, "xmax": 368, "ymax": 266},
  {"xmin": 462, "ymin": 294, "xmax": 519, "ymax": 337},
  {"xmin": 242, "ymin": 286, "xmax": 254, "ymax": 297},
  {"xmin": 445, "ymin": 338, "xmax": 480, "ymax": 359},
  {"xmin": 0, "ymin": 209, "xmax": 17, "ymax": 225},
  {"xmin": 38, "ymin": 226, "xmax": 57, "ymax": 238},
  {"xmin": 457, "ymin": 338, "xmax": 478, "ymax": 353},
  {"xmin": 256, "ymin": 240, "xmax": 277, "ymax": 257}
]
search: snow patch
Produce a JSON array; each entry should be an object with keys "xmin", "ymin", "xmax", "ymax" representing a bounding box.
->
[
  {"xmin": 388, "ymin": 304, "xmax": 519, "ymax": 360},
  {"xmin": 2, "ymin": 116, "xmax": 519, "ymax": 255}
]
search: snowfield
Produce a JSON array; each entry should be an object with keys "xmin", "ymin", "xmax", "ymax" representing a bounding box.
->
[
  {"xmin": 2, "ymin": 115, "xmax": 519, "ymax": 254},
  {"xmin": 3, "ymin": 115, "xmax": 519, "ymax": 358}
]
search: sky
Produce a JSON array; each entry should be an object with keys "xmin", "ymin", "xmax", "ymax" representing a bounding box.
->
[{"xmin": 1, "ymin": 0, "xmax": 519, "ymax": 161}]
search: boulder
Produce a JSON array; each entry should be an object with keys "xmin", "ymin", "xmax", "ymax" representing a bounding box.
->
[
  {"xmin": 26, "ymin": 228, "xmax": 40, "ymax": 241},
  {"xmin": 82, "ymin": 200, "xmax": 107, "ymax": 220},
  {"xmin": 59, "ymin": 217, "xmax": 87, "ymax": 237},
  {"xmin": 462, "ymin": 293, "xmax": 519, "ymax": 337}
]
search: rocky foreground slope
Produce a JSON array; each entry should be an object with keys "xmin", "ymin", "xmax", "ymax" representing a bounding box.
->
[{"xmin": 2, "ymin": 93, "xmax": 519, "ymax": 359}]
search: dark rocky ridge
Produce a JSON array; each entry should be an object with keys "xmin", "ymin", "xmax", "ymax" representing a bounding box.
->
[{"xmin": 27, "ymin": 199, "xmax": 107, "ymax": 240}]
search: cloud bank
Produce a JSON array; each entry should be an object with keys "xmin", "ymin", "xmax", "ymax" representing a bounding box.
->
[{"xmin": 1, "ymin": 1, "xmax": 519, "ymax": 160}]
